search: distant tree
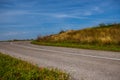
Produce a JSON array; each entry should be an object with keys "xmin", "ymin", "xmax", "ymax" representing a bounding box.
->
[
  {"xmin": 13, "ymin": 39, "xmax": 19, "ymax": 41},
  {"xmin": 59, "ymin": 30, "xmax": 65, "ymax": 34},
  {"xmin": 99, "ymin": 23, "xmax": 106, "ymax": 27},
  {"xmin": 37, "ymin": 35, "xmax": 43, "ymax": 41}
]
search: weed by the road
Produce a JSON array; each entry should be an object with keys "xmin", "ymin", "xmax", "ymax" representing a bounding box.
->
[{"xmin": 0, "ymin": 53, "xmax": 70, "ymax": 80}]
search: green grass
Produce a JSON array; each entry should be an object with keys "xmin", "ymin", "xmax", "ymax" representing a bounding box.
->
[
  {"xmin": 0, "ymin": 53, "xmax": 70, "ymax": 80},
  {"xmin": 32, "ymin": 41, "xmax": 120, "ymax": 52}
]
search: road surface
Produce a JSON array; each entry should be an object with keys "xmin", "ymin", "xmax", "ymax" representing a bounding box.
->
[{"xmin": 0, "ymin": 41, "xmax": 120, "ymax": 80}]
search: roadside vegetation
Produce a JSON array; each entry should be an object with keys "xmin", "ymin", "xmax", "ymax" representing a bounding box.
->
[
  {"xmin": 32, "ymin": 23, "xmax": 120, "ymax": 51},
  {"xmin": 0, "ymin": 53, "xmax": 70, "ymax": 80}
]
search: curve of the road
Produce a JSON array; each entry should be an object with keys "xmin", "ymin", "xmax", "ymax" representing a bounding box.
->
[{"xmin": 0, "ymin": 41, "xmax": 120, "ymax": 80}]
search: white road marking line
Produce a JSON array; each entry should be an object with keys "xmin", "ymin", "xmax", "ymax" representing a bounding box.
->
[{"xmin": 10, "ymin": 42, "xmax": 120, "ymax": 61}]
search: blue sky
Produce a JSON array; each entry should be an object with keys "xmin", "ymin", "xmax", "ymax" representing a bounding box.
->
[{"xmin": 0, "ymin": 0, "xmax": 120, "ymax": 40}]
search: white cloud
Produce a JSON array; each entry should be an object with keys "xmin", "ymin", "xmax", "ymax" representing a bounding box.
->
[
  {"xmin": 54, "ymin": 14, "xmax": 69, "ymax": 18},
  {"xmin": 84, "ymin": 11, "xmax": 92, "ymax": 16},
  {"xmin": 52, "ymin": 13, "xmax": 88, "ymax": 19},
  {"xmin": 92, "ymin": 6, "xmax": 103, "ymax": 13},
  {"xmin": 0, "ymin": 10, "xmax": 29, "ymax": 16},
  {"xmin": 4, "ymin": 32, "xmax": 28, "ymax": 36}
]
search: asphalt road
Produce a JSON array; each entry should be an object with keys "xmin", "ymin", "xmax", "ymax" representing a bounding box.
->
[{"xmin": 0, "ymin": 41, "xmax": 120, "ymax": 80}]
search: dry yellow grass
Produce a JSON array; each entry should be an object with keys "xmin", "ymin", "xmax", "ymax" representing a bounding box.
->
[{"xmin": 37, "ymin": 23, "xmax": 120, "ymax": 45}]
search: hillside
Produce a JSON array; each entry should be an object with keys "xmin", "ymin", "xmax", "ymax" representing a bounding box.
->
[{"xmin": 32, "ymin": 23, "xmax": 120, "ymax": 51}]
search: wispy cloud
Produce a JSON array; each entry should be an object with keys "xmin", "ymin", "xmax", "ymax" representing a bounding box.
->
[
  {"xmin": 3, "ymin": 31, "xmax": 29, "ymax": 36},
  {"xmin": 52, "ymin": 14, "xmax": 86, "ymax": 19}
]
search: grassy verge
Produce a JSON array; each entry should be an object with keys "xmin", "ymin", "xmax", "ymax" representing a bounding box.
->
[
  {"xmin": 32, "ymin": 41, "xmax": 120, "ymax": 52},
  {"xmin": 33, "ymin": 23, "xmax": 120, "ymax": 52},
  {"xmin": 0, "ymin": 53, "xmax": 70, "ymax": 80}
]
